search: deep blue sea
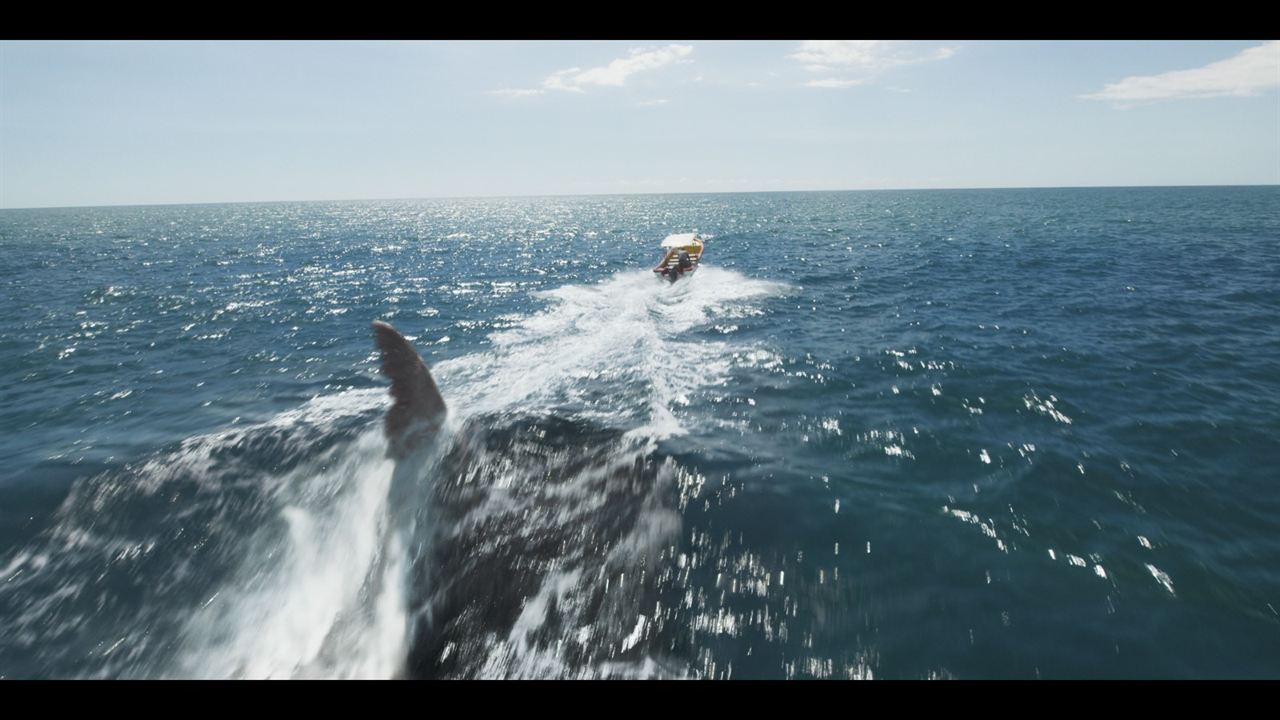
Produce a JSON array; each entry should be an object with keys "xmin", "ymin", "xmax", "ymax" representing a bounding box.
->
[{"xmin": 1, "ymin": 187, "xmax": 1278, "ymax": 679}]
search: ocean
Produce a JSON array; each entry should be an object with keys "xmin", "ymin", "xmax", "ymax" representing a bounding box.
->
[{"xmin": 1, "ymin": 186, "xmax": 1277, "ymax": 678}]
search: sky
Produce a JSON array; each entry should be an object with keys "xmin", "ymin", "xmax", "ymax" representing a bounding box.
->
[{"xmin": 1, "ymin": 40, "xmax": 1277, "ymax": 209}]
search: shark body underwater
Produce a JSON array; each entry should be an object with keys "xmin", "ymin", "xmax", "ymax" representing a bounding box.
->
[
  {"xmin": 369, "ymin": 320, "xmax": 684, "ymax": 678},
  {"xmin": 1, "ymin": 270, "xmax": 790, "ymax": 679},
  {"xmin": 0, "ymin": 320, "xmax": 686, "ymax": 679}
]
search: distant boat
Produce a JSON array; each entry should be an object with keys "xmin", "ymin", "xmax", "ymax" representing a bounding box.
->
[{"xmin": 652, "ymin": 232, "xmax": 705, "ymax": 282}]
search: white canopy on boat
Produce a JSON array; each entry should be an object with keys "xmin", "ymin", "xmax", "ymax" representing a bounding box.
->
[{"xmin": 661, "ymin": 232, "xmax": 701, "ymax": 248}]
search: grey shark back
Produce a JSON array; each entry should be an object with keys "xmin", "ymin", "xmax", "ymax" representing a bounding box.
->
[
  {"xmin": 372, "ymin": 320, "xmax": 683, "ymax": 678},
  {"xmin": 372, "ymin": 320, "xmax": 447, "ymax": 459}
]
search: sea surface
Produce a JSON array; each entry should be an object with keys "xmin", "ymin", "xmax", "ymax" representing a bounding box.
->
[{"xmin": 1, "ymin": 187, "xmax": 1277, "ymax": 679}]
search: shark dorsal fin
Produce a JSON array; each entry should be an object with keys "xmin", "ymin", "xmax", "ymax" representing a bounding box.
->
[{"xmin": 372, "ymin": 320, "xmax": 447, "ymax": 457}]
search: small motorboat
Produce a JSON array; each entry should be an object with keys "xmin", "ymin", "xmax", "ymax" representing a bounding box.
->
[{"xmin": 652, "ymin": 232, "xmax": 705, "ymax": 282}]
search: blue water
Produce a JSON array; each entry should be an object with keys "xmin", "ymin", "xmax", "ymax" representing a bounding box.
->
[{"xmin": 1, "ymin": 187, "xmax": 1278, "ymax": 678}]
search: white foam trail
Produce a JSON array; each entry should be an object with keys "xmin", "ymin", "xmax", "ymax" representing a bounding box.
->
[
  {"xmin": 439, "ymin": 267, "xmax": 787, "ymax": 439},
  {"xmin": 173, "ymin": 266, "xmax": 785, "ymax": 678}
]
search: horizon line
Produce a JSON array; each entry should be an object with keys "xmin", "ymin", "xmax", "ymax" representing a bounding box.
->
[{"xmin": 2, "ymin": 181, "xmax": 1276, "ymax": 212}]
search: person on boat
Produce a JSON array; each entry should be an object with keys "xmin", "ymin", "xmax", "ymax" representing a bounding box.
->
[{"xmin": 677, "ymin": 250, "xmax": 692, "ymax": 271}]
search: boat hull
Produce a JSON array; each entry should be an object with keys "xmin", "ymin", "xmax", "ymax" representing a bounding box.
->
[{"xmin": 652, "ymin": 235, "xmax": 704, "ymax": 281}]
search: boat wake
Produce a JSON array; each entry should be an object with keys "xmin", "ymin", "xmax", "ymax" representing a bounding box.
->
[{"xmin": 0, "ymin": 267, "xmax": 787, "ymax": 678}]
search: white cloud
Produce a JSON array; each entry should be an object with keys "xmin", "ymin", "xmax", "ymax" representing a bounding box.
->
[
  {"xmin": 489, "ymin": 88, "xmax": 545, "ymax": 98},
  {"xmin": 571, "ymin": 45, "xmax": 693, "ymax": 87},
  {"xmin": 542, "ymin": 68, "xmax": 589, "ymax": 94},
  {"xmin": 806, "ymin": 78, "xmax": 866, "ymax": 89},
  {"xmin": 638, "ymin": 98, "xmax": 669, "ymax": 106},
  {"xmin": 789, "ymin": 41, "xmax": 957, "ymax": 89},
  {"xmin": 495, "ymin": 44, "xmax": 694, "ymax": 97},
  {"xmin": 1082, "ymin": 41, "xmax": 1280, "ymax": 103},
  {"xmin": 791, "ymin": 40, "xmax": 897, "ymax": 72}
]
